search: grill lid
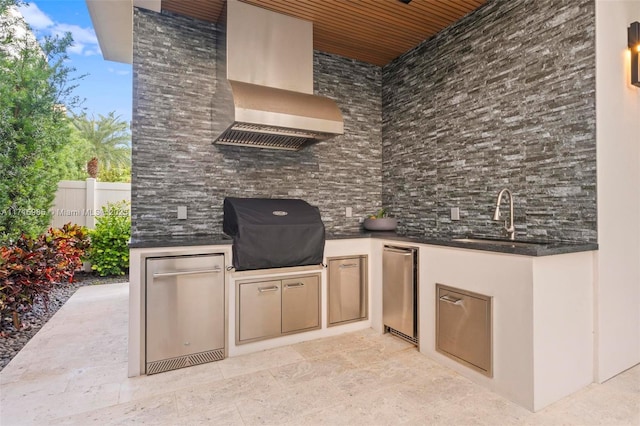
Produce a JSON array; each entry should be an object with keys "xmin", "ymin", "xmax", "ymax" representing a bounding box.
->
[{"xmin": 223, "ymin": 198, "xmax": 325, "ymax": 271}]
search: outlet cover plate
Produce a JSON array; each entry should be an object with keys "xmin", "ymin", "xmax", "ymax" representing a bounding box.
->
[{"xmin": 177, "ymin": 206, "xmax": 187, "ymax": 220}]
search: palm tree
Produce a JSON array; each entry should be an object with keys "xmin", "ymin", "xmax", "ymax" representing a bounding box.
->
[{"xmin": 71, "ymin": 112, "xmax": 131, "ymax": 177}]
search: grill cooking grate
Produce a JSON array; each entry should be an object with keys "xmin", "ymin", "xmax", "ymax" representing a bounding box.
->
[{"xmin": 146, "ymin": 349, "xmax": 224, "ymax": 375}]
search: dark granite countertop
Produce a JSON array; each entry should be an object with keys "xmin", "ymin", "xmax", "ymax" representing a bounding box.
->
[
  {"xmin": 327, "ymin": 231, "xmax": 597, "ymax": 256},
  {"xmin": 129, "ymin": 234, "xmax": 233, "ymax": 248},
  {"xmin": 131, "ymin": 230, "xmax": 597, "ymax": 256},
  {"xmin": 390, "ymin": 234, "xmax": 597, "ymax": 256}
]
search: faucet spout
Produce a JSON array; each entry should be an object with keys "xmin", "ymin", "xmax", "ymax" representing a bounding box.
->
[
  {"xmin": 493, "ymin": 188, "xmax": 515, "ymax": 240},
  {"xmin": 492, "ymin": 205, "xmax": 501, "ymax": 221}
]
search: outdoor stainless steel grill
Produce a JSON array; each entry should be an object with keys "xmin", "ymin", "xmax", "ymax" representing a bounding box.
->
[{"xmin": 223, "ymin": 197, "xmax": 325, "ymax": 271}]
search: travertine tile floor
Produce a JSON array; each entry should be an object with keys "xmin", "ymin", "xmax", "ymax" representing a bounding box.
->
[{"xmin": 0, "ymin": 283, "xmax": 638, "ymax": 425}]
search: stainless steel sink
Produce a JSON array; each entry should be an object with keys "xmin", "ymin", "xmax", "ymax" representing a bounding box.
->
[{"xmin": 452, "ymin": 238, "xmax": 545, "ymax": 247}]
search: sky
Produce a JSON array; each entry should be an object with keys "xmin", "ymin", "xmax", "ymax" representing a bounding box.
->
[{"xmin": 17, "ymin": 0, "xmax": 133, "ymax": 123}]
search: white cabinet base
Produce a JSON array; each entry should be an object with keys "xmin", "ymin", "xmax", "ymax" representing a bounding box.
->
[
  {"xmin": 417, "ymin": 246, "xmax": 594, "ymax": 412},
  {"xmin": 130, "ymin": 238, "xmax": 596, "ymax": 414}
]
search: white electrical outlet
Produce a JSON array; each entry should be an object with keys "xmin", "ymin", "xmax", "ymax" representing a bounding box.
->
[
  {"xmin": 177, "ymin": 206, "xmax": 187, "ymax": 220},
  {"xmin": 346, "ymin": 207, "xmax": 353, "ymax": 218},
  {"xmin": 451, "ymin": 207, "xmax": 460, "ymax": 221}
]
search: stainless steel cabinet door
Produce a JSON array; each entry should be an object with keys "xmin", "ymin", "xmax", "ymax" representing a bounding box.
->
[
  {"xmin": 383, "ymin": 247, "xmax": 416, "ymax": 337},
  {"xmin": 281, "ymin": 275, "xmax": 319, "ymax": 333},
  {"xmin": 146, "ymin": 255, "xmax": 224, "ymax": 364},
  {"xmin": 328, "ymin": 257, "xmax": 366, "ymax": 325},
  {"xmin": 437, "ymin": 285, "xmax": 492, "ymax": 376},
  {"xmin": 239, "ymin": 280, "xmax": 282, "ymax": 341}
]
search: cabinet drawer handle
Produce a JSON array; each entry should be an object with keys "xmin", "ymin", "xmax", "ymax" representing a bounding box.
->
[
  {"xmin": 385, "ymin": 248, "xmax": 413, "ymax": 255},
  {"xmin": 153, "ymin": 268, "xmax": 221, "ymax": 278},
  {"xmin": 440, "ymin": 295, "xmax": 463, "ymax": 305},
  {"xmin": 339, "ymin": 263, "xmax": 358, "ymax": 268},
  {"xmin": 258, "ymin": 286, "xmax": 279, "ymax": 293},
  {"xmin": 284, "ymin": 282, "xmax": 305, "ymax": 289}
]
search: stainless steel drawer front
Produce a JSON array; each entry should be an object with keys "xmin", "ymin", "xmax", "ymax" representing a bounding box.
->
[
  {"xmin": 236, "ymin": 273, "xmax": 321, "ymax": 344},
  {"xmin": 239, "ymin": 280, "xmax": 282, "ymax": 341},
  {"xmin": 436, "ymin": 284, "xmax": 492, "ymax": 377},
  {"xmin": 146, "ymin": 254, "xmax": 225, "ymax": 371},
  {"xmin": 281, "ymin": 275, "xmax": 319, "ymax": 333}
]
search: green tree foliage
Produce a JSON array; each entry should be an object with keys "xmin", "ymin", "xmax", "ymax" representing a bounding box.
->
[
  {"xmin": 71, "ymin": 112, "xmax": 131, "ymax": 172},
  {"xmin": 55, "ymin": 117, "xmax": 132, "ymax": 183},
  {"xmin": 98, "ymin": 164, "xmax": 131, "ymax": 183},
  {"xmin": 0, "ymin": 0, "xmax": 82, "ymax": 243},
  {"xmin": 57, "ymin": 112, "xmax": 131, "ymax": 182},
  {"xmin": 54, "ymin": 121, "xmax": 91, "ymax": 180}
]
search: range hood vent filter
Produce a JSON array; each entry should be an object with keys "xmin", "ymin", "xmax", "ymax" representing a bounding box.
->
[{"xmin": 216, "ymin": 123, "xmax": 331, "ymax": 151}]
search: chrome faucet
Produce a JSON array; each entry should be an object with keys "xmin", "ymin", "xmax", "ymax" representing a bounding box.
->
[{"xmin": 493, "ymin": 188, "xmax": 515, "ymax": 240}]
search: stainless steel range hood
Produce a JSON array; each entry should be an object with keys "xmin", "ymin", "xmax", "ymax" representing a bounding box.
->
[{"xmin": 213, "ymin": 0, "xmax": 344, "ymax": 151}]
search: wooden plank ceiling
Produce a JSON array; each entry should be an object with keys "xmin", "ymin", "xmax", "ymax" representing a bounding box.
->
[{"xmin": 161, "ymin": 0, "xmax": 486, "ymax": 66}]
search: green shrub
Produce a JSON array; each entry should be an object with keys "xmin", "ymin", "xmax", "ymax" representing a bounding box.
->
[
  {"xmin": 0, "ymin": 223, "xmax": 89, "ymax": 329},
  {"xmin": 88, "ymin": 201, "xmax": 130, "ymax": 276}
]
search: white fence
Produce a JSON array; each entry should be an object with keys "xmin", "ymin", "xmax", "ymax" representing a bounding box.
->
[{"xmin": 51, "ymin": 179, "xmax": 131, "ymax": 229}]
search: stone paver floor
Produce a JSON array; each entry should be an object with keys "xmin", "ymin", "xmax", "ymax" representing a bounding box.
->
[{"xmin": 1, "ymin": 283, "xmax": 638, "ymax": 425}]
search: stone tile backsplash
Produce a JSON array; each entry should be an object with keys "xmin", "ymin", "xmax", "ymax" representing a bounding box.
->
[
  {"xmin": 132, "ymin": 9, "xmax": 382, "ymax": 239},
  {"xmin": 382, "ymin": 0, "xmax": 596, "ymax": 242},
  {"xmin": 132, "ymin": 0, "xmax": 596, "ymax": 243}
]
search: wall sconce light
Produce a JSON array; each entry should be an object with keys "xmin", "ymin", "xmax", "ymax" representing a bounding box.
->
[{"xmin": 629, "ymin": 21, "xmax": 640, "ymax": 87}]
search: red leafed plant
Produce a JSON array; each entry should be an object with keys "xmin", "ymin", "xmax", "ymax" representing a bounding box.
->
[
  {"xmin": 47, "ymin": 223, "xmax": 91, "ymax": 283},
  {"xmin": 0, "ymin": 224, "xmax": 90, "ymax": 331}
]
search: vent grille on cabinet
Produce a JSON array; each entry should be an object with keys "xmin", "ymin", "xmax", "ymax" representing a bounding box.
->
[
  {"xmin": 386, "ymin": 326, "xmax": 418, "ymax": 346},
  {"xmin": 146, "ymin": 349, "xmax": 225, "ymax": 375}
]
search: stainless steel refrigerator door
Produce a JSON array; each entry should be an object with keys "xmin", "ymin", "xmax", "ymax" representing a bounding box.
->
[
  {"xmin": 146, "ymin": 255, "xmax": 225, "ymax": 364},
  {"xmin": 383, "ymin": 247, "xmax": 415, "ymax": 337}
]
